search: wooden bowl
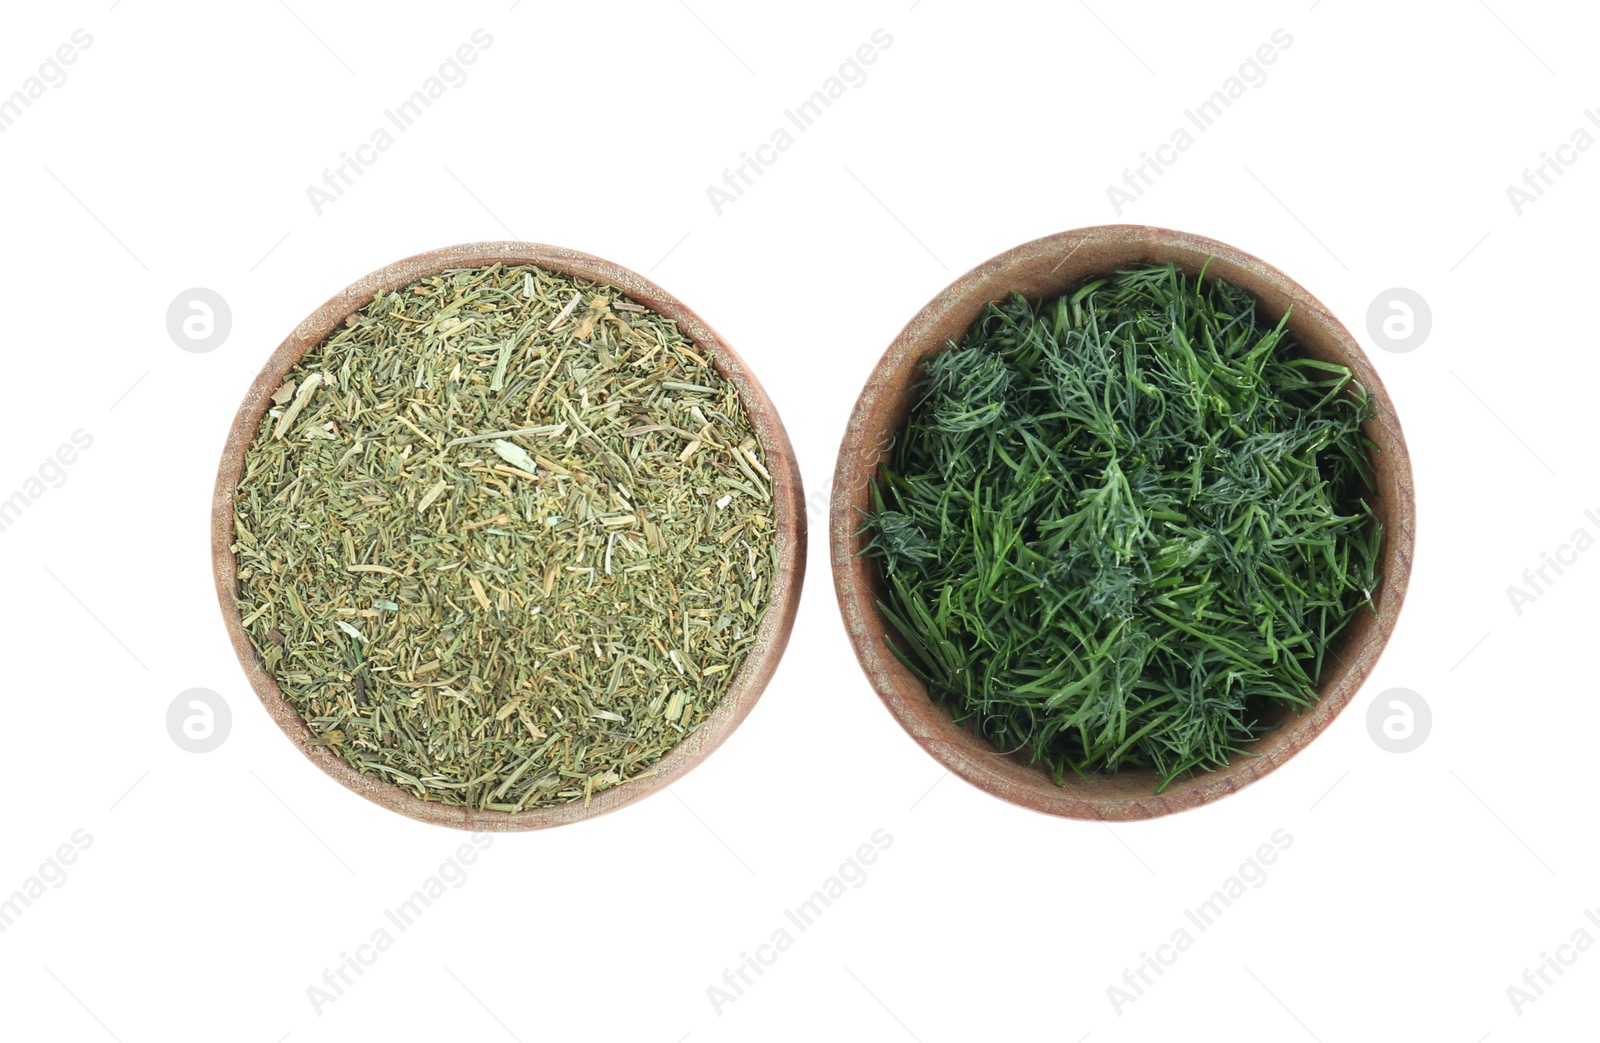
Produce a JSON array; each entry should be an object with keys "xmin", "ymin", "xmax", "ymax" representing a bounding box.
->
[
  {"xmin": 831, "ymin": 225, "xmax": 1415, "ymax": 821},
  {"xmin": 213, "ymin": 242, "xmax": 806, "ymax": 831}
]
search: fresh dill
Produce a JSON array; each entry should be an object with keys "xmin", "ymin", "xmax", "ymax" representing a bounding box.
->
[{"xmin": 863, "ymin": 262, "xmax": 1382, "ymax": 789}]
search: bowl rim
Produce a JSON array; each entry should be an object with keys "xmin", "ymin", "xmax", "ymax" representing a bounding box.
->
[
  {"xmin": 829, "ymin": 224, "xmax": 1416, "ymax": 821},
  {"xmin": 212, "ymin": 241, "xmax": 806, "ymax": 832}
]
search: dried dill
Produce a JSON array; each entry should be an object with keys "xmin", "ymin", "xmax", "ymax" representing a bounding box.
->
[
  {"xmin": 231, "ymin": 263, "xmax": 777, "ymax": 811},
  {"xmin": 864, "ymin": 262, "xmax": 1382, "ymax": 789}
]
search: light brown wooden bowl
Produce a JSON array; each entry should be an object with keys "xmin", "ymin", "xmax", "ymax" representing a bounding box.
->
[
  {"xmin": 831, "ymin": 225, "xmax": 1415, "ymax": 821},
  {"xmin": 213, "ymin": 242, "xmax": 806, "ymax": 831}
]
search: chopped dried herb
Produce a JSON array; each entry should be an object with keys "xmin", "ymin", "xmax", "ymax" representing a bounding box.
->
[{"xmin": 232, "ymin": 263, "xmax": 776, "ymax": 810}]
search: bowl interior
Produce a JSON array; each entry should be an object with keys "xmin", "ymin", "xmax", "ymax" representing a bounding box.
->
[
  {"xmin": 831, "ymin": 225, "xmax": 1414, "ymax": 820},
  {"xmin": 213, "ymin": 242, "xmax": 806, "ymax": 831}
]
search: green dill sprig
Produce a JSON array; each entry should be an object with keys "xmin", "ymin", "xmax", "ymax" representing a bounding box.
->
[{"xmin": 863, "ymin": 262, "xmax": 1382, "ymax": 789}]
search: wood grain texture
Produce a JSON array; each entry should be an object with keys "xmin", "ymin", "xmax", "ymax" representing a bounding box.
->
[
  {"xmin": 212, "ymin": 242, "xmax": 807, "ymax": 832},
  {"xmin": 830, "ymin": 225, "xmax": 1415, "ymax": 821}
]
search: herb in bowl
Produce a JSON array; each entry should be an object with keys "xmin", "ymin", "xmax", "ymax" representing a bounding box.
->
[{"xmin": 863, "ymin": 262, "xmax": 1382, "ymax": 790}]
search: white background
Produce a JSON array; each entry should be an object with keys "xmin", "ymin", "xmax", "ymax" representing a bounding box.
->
[{"xmin": 0, "ymin": 0, "xmax": 1594, "ymax": 1039}]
